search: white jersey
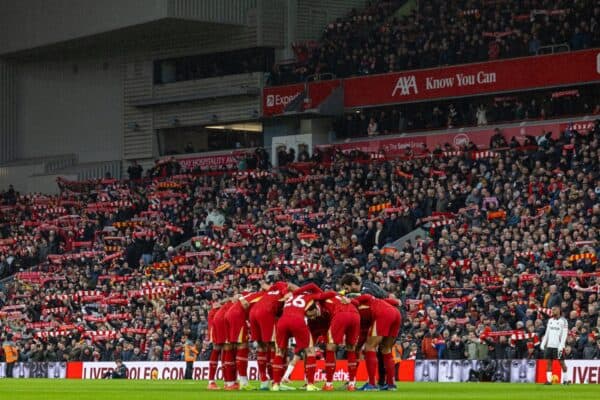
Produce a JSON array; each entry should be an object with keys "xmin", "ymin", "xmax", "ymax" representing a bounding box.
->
[{"xmin": 541, "ymin": 317, "xmax": 568, "ymax": 350}]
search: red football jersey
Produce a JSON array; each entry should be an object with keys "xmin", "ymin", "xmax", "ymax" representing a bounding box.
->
[
  {"xmin": 252, "ymin": 281, "xmax": 289, "ymax": 315},
  {"xmin": 230, "ymin": 291, "xmax": 265, "ymax": 317},
  {"xmin": 282, "ymin": 293, "xmax": 320, "ymax": 317},
  {"xmin": 281, "ymin": 283, "xmax": 323, "ymax": 318},
  {"xmin": 318, "ymin": 291, "xmax": 359, "ymax": 315},
  {"xmin": 214, "ymin": 300, "xmax": 234, "ymax": 320},
  {"xmin": 354, "ymin": 294, "xmax": 398, "ymax": 318}
]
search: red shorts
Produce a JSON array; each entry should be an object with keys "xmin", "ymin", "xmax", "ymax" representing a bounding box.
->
[
  {"xmin": 328, "ymin": 311, "xmax": 360, "ymax": 346},
  {"xmin": 276, "ymin": 314, "xmax": 312, "ymax": 352},
  {"xmin": 249, "ymin": 307, "xmax": 276, "ymax": 343},
  {"xmin": 212, "ymin": 312, "xmax": 228, "ymax": 345},
  {"xmin": 369, "ymin": 307, "xmax": 401, "ymax": 338},
  {"xmin": 225, "ymin": 305, "xmax": 249, "ymax": 343}
]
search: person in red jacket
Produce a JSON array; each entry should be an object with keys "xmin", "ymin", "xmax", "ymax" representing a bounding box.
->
[
  {"xmin": 314, "ymin": 291, "xmax": 361, "ymax": 391},
  {"xmin": 224, "ymin": 290, "xmax": 265, "ymax": 390},
  {"xmin": 249, "ymin": 281, "xmax": 296, "ymax": 390},
  {"xmin": 421, "ymin": 325, "xmax": 441, "ymax": 359},
  {"xmin": 353, "ymin": 294, "xmax": 402, "ymax": 391},
  {"xmin": 272, "ymin": 282, "xmax": 323, "ymax": 392},
  {"xmin": 208, "ymin": 299, "xmax": 233, "ymax": 390}
]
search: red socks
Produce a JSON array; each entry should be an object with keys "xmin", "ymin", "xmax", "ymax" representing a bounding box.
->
[
  {"xmin": 209, "ymin": 348, "xmax": 221, "ymax": 381},
  {"xmin": 306, "ymin": 355, "xmax": 317, "ymax": 384},
  {"xmin": 325, "ymin": 350, "xmax": 336, "ymax": 383},
  {"xmin": 236, "ymin": 347, "xmax": 249, "ymax": 379},
  {"xmin": 272, "ymin": 354, "xmax": 284, "ymax": 384},
  {"xmin": 383, "ymin": 352, "xmax": 395, "ymax": 385},
  {"xmin": 365, "ymin": 350, "xmax": 378, "ymax": 385},
  {"xmin": 222, "ymin": 349, "xmax": 236, "ymax": 382},
  {"xmin": 347, "ymin": 350, "xmax": 357, "ymax": 382},
  {"xmin": 267, "ymin": 348, "xmax": 274, "ymax": 380},
  {"xmin": 257, "ymin": 350, "xmax": 268, "ymax": 382}
]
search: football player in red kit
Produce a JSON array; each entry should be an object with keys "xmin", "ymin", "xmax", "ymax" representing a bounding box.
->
[
  {"xmin": 248, "ymin": 281, "xmax": 297, "ymax": 390},
  {"xmin": 272, "ymin": 282, "xmax": 323, "ymax": 392},
  {"xmin": 316, "ymin": 291, "xmax": 361, "ymax": 391},
  {"xmin": 208, "ymin": 299, "xmax": 234, "ymax": 390},
  {"xmin": 353, "ymin": 294, "xmax": 401, "ymax": 391},
  {"xmin": 224, "ymin": 290, "xmax": 265, "ymax": 390}
]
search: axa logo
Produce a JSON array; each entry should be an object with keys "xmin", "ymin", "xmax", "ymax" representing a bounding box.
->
[
  {"xmin": 265, "ymin": 92, "xmax": 301, "ymax": 108},
  {"xmin": 392, "ymin": 75, "xmax": 418, "ymax": 96}
]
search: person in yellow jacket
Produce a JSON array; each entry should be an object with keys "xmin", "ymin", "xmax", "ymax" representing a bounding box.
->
[
  {"xmin": 2, "ymin": 334, "xmax": 19, "ymax": 378},
  {"xmin": 392, "ymin": 339, "xmax": 403, "ymax": 380},
  {"xmin": 183, "ymin": 336, "xmax": 199, "ymax": 380}
]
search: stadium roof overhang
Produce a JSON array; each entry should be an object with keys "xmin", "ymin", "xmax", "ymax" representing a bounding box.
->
[
  {"xmin": 131, "ymin": 86, "xmax": 261, "ymax": 108},
  {"xmin": 2, "ymin": 18, "xmax": 241, "ymax": 60}
]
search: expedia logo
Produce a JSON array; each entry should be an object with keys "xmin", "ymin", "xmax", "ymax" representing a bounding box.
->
[
  {"xmin": 266, "ymin": 93, "xmax": 301, "ymax": 108},
  {"xmin": 266, "ymin": 95, "xmax": 275, "ymax": 107}
]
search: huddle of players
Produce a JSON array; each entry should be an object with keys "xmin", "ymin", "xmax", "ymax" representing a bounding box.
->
[{"xmin": 205, "ymin": 274, "xmax": 401, "ymax": 391}]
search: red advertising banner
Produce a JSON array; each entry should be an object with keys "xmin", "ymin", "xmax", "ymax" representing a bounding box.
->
[
  {"xmin": 68, "ymin": 360, "xmax": 415, "ymax": 381},
  {"xmin": 289, "ymin": 359, "xmax": 414, "ymax": 383},
  {"xmin": 263, "ymin": 83, "xmax": 304, "ymax": 116},
  {"xmin": 535, "ymin": 360, "xmax": 564, "ymax": 384},
  {"xmin": 316, "ymin": 118, "xmax": 595, "ymax": 156},
  {"xmin": 343, "ymin": 49, "xmax": 600, "ymax": 108},
  {"xmin": 305, "ymin": 79, "xmax": 342, "ymax": 110},
  {"xmin": 263, "ymin": 49, "xmax": 600, "ymax": 115}
]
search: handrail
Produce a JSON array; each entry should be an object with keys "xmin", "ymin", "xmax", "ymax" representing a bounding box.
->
[
  {"xmin": 536, "ymin": 43, "xmax": 570, "ymax": 55},
  {"xmin": 306, "ymin": 73, "xmax": 336, "ymax": 82}
]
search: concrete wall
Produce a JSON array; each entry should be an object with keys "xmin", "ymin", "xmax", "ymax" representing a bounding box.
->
[
  {"xmin": 16, "ymin": 55, "xmax": 123, "ymax": 163},
  {"xmin": 0, "ymin": 60, "xmax": 17, "ymax": 162},
  {"xmin": 123, "ymin": 24, "xmax": 264, "ymax": 161},
  {"xmin": 0, "ymin": 163, "xmax": 76, "ymax": 194}
]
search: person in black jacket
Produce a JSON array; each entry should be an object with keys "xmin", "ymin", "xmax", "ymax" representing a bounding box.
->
[
  {"xmin": 127, "ymin": 161, "xmax": 143, "ymax": 181},
  {"xmin": 446, "ymin": 334, "xmax": 465, "ymax": 359},
  {"xmin": 103, "ymin": 359, "xmax": 127, "ymax": 379}
]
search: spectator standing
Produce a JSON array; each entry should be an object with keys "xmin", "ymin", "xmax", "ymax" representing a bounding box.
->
[
  {"xmin": 2, "ymin": 335, "xmax": 18, "ymax": 378},
  {"xmin": 127, "ymin": 161, "xmax": 143, "ymax": 181},
  {"xmin": 367, "ymin": 117, "xmax": 379, "ymax": 136},
  {"xmin": 184, "ymin": 336, "xmax": 199, "ymax": 380}
]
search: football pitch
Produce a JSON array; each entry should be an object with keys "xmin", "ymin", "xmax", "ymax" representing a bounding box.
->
[{"xmin": 0, "ymin": 380, "xmax": 597, "ymax": 400}]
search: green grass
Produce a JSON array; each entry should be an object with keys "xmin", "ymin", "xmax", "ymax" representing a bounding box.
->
[{"xmin": 0, "ymin": 380, "xmax": 597, "ymax": 400}]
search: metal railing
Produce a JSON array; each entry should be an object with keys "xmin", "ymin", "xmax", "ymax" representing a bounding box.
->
[{"xmin": 536, "ymin": 43, "xmax": 570, "ymax": 55}]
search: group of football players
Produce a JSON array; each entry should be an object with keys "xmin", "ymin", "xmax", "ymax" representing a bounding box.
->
[{"xmin": 205, "ymin": 274, "xmax": 401, "ymax": 391}]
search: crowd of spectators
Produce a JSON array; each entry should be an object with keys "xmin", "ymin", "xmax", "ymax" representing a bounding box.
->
[
  {"xmin": 269, "ymin": 0, "xmax": 600, "ymax": 85},
  {"xmin": 334, "ymin": 85, "xmax": 600, "ymax": 138},
  {"xmin": 0, "ymin": 117, "xmax": 599, "ymax": 364}
]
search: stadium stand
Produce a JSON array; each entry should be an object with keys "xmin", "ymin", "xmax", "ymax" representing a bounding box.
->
[
  {"xmin": 269, "ymin": 0, "xmax": 600, "ymax": 85},
  {"xmin": 334, "ymin": 85, "xmax": 600, "ymax": 138},
  {"xmin": 0, "ymin": 116, "xmax": 599, "ymax": 363}
]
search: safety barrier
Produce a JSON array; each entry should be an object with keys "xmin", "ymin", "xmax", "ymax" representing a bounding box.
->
[{"xmin": 1, "ymin": 360, "xmax": 598, "ymax": 383}]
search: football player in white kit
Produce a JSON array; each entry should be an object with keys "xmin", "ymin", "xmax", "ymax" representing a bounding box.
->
[{"xmin": 540, "ymin": 306, "xmax": 570, "ymax": 385}]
